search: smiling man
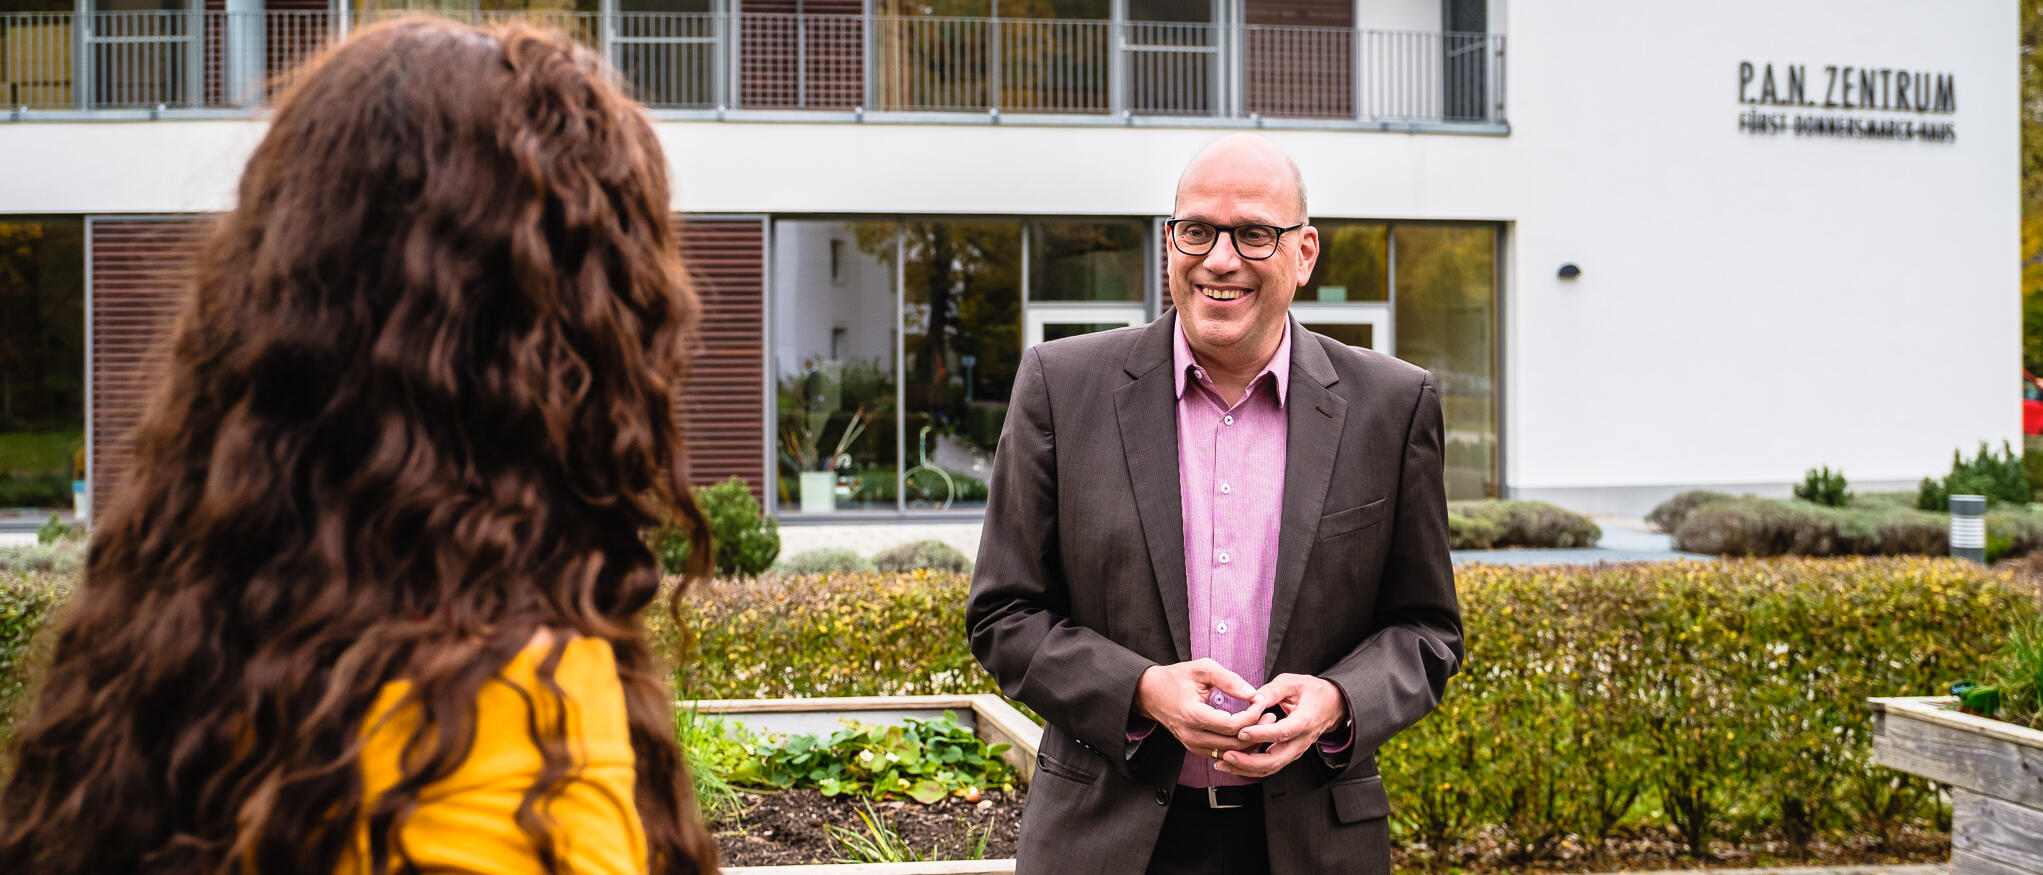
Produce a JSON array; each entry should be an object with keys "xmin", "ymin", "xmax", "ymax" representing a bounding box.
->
[{"xmin": 967, "ymin": 134, "xmax": 1464, "ymax": 874}]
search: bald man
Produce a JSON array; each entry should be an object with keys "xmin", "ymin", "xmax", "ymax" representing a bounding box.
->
[{"xmin": 967, "ymin": 134, "xmax": 1463, "ymax": 875}]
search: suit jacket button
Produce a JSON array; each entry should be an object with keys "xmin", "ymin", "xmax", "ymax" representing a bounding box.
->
[{"xmin": 1154, "ymin": 789, "xmax": 1170, "ymax": 806}]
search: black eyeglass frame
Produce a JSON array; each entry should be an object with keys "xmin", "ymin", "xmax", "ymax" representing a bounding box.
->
[{"xmin": 1165, "ymin": 218, "xmax": 1307, "ymax": 261}]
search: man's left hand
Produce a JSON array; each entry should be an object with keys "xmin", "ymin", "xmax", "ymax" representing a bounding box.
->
[{"xmin": 1214, "ymin": 674, "xmax": 1347, "ymax": 778}]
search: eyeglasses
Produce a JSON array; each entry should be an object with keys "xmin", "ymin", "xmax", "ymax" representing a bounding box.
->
[{"xmin": 1166, "ymin": 219, "xmax": 1304, "ymax": 261}]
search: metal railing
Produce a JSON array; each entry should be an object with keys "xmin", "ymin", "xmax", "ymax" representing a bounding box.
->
[{"xmin": 0, "ymin": 10, "xmax": 1506, "ymax": 126}]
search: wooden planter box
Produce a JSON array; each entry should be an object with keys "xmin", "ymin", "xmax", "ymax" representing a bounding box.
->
[
  {"xmin": 679, "ymin": 694, "xmax": 1041, "ymax": 875},
  {"xmin": 1869, "ymin": 696, "xmax": 2043, "ymax": 874}
]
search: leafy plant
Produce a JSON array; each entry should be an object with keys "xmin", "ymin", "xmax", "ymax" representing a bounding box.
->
[
  {"xmin": 675, "ymin": 708, "xmax": 747, "ymax": 823},
  {"xmin": 652, "ymin": 478, "xmax": 780, "ymax": 576},
  {"xmin": 777, "ymin": 547, "xmax": 876, "ymax": 575},
  {"xmin": 724, "ymin": 712, "xmax": 1016, "ymax": 805},
  {"xmin": 1447, "ymin": 500, "xmax": 1601, "ymax": 549},
  {"xmin": 34, "ymin": 514, "xmax": 79, "ymax": 546},
  {"xmin": 1919, "ymin": 441, "xmax": 2032, "ymax": 511},
  {"xmin": 826, "ymin": 801, "xmax": 924, "ymax": 864},
  {"xmin": 1646, "ymin": 490, "xmax": 1735, "ymax": 534},
  {"xmin": 1956, "ymin": 614, "xmax": 2043, "ymax": 730},
  {"xmin": 872, "ymin": 539, "xmax": 972, "ymax": 574},
  {"xmin": 1794, "ymin": 466, "xmax": 1852, "ymax": 507}
]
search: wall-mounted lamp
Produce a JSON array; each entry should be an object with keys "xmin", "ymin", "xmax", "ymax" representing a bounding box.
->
[{"xmin": 1557, "ymin": 264, "xmax": 1582, "ymax": 279}]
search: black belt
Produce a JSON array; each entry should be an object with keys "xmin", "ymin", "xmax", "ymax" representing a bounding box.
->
[{"xmin": 1176, "ymin": 784, "xmax": 1260, "ymax": 810}]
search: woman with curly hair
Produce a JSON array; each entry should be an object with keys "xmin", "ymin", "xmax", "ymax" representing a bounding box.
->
[{"xmin": 0, "ymin": 17, "xmax": 719, "ymax": 874}]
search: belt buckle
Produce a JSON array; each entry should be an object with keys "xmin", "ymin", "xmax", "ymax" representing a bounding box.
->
[{"xmin": 1206, "ymin": 786, "xmax": 1245, "ymax": 810}]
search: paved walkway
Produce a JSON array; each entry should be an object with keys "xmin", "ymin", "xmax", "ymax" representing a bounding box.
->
[{"xmin": 775, "ymin": 514, "xmax": 1708, "ymax": 568}]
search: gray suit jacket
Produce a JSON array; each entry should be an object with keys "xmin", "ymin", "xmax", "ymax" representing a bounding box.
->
[{"xmin": 966, "ymin": 314, "xmax": 1463, "ymax": 874}]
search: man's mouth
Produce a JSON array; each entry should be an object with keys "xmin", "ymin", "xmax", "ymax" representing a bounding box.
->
[{"xmin": 1200, "ymin": 286, "xmax": 1253, "ymax": 302}]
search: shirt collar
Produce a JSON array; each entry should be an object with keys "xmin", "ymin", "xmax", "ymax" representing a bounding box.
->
[{"xmin": 1172, "ymin": 312, "xmax": 1292, "ymax": 406}]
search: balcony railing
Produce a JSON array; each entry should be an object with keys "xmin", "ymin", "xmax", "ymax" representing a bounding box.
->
[{"xmin": 0, "ymin": 10, "xmax": 1506, "ymax": 127}]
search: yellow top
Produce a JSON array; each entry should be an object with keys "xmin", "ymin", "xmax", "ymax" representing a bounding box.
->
[{"xmin": 341, "ymin": 636, "xmax": 649, "ymax": 874}]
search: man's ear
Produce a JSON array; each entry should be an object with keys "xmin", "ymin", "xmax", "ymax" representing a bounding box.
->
[{"xmin": 1294, "ymin": 225, "xmax": 1321, "ymax": 286}]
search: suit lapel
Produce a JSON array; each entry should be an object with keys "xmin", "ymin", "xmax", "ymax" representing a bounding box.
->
[
  {"xmin": 1115, "ymin": 316, "xmax": 1191, "ymax": 662},
  {"xmin": 1266, "ymin": 322, "xmax": 1346, "ymax": 678}
]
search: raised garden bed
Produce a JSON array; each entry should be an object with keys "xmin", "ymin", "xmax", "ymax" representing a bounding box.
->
[
  {"xmin": 681, "ymin": 694, "xmax": 1039, "ymax": 874},
  {"xmin": 1870, "ymin": 696, "xmax": 2043, "ymax": 874}
]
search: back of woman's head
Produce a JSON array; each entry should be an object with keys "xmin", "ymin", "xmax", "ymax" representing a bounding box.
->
[{"xmin": 0, "ymin": 17, "xmax": 715, "ymax": 873}]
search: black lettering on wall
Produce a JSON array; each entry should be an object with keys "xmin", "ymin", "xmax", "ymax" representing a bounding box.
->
[
  {"xmin": 1788, "ymin": 65, "xmax": 1807, "ymax": 105},
  {"xmin": 1761, "ymin": 63, "xmax": 1778, "ymax": 103},
  {"xmin": 1858, "ymin": 68, "xmax": 1876, "ymax": 110},
  {"xmin": 1841, "ymin": 66, "xmax": 1855, "ymax": 107},
  {"xmin": 1740, "ymin": 60, "xmax": 1754, "ymax": 102},
  {"xmin": 1895, "ymin": 71, "xmax": 1910, "ymax": 111},
  {"xmin": 1879, "ymin": 69, "xmax": 1892, "ymax": 110},
  {"xmin": 1934, "ymin": 74, "xmax": 1956, "ymax": 113},
  {"xmin": 1824, "ymin": 65, "xmax": 1839, "ymax": 107}
]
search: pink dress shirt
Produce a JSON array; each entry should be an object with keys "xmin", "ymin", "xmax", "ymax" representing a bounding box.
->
[{"xmin": 1172, "ymin": 315, "xmax": 1291, "ymax": 788}]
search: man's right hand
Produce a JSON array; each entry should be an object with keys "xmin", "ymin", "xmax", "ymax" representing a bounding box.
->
[{"xmin": 1133, "ymin": 659, "xmax": 1265, "ymax": 756}]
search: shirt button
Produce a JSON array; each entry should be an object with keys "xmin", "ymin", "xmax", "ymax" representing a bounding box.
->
[
  {"xmin": 1217, "ymin": 551, "xmax": 1231, "ymax": 564},
  {"xmin": 1219, "ymin": 483, "xmax": 1231, "ymax": 495},
  {"xmin": 1211, "ymin": 691, "xmax": 1225, "ymax": 705},
  {"xmin": 1155, "ymin": 789, "xmax": 1170, "ymax": 806},
  {"xmin": 1216, "ymin": 620, "xmax": 1228, "ymax": 634},
  {"xmin": 1224, "ymin": 415, "xmax": 1234, "ymax": 426}
]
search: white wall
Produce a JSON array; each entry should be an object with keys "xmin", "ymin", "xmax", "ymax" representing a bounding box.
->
[{"xmin": 0, "ymin": 0, "xmax": 2018, "ymax": 515}]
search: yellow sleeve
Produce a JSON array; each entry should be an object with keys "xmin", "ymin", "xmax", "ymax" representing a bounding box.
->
[{"xmin": 345, "ymin": 637, "xmax": 650, "ymax": 875}]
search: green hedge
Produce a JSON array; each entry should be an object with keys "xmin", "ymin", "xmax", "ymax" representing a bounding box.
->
[
  {"xmin": 1448, "ymin": 500, "xmax": 1602, "ymax": 550},
  {"xmin": 1665, "ymin": 492, "xmax": 2043, "ymax": 561},
  {"xmin": 5, "ymin": 559, "xmax": 2037, "ymax": 862}
]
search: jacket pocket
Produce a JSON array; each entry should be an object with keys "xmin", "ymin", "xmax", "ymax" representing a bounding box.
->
[
  {"xmin": 1318, "ymin": 499, "xmax": 1388, "ymax": 540},
  {"xmin": 1331, "ymin": 775, "xmax": 1392, "ymax": 824},
  {"xmin": 1035, "ymin": 750, "xmax": 1102, "ymax": 785}
]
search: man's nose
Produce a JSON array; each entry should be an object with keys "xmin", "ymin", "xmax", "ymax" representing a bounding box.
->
[{"xmin": 1201, "ymin": 231, "xmax": 1244, "ymax": 274}]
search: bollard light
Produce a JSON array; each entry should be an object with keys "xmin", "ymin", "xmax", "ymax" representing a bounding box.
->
[{"xmin": 1950, "ymin": 494, "xmax": 1986, "ymax": 563}]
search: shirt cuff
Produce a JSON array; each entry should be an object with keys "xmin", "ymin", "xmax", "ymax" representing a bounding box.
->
[{"xmin": 1125, "ymin": 717, "xmax": 1157, "ymax": 760}]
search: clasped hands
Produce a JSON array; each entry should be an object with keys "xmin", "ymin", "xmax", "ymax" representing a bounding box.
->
[{"xmin": 1133, "ymin": 658, "xmax": 1346, "ymax": 778}]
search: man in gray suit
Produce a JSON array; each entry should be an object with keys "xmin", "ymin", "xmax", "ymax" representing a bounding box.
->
[{"xmin": 966, "ymin": 134, "xmax": 1463, "ymax": 874}]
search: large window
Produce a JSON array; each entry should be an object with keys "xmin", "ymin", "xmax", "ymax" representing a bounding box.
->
[
  {"xmin": 1308, "ymin": 220, "xmax": 1499, "ymax": 499},
  {"xmin": 773, "ymin": 216, "xmax": 1146, "ymax": 515},
  {"xmin": 0, "ymin": 216, "xmax": 85, "ymax": 514}
]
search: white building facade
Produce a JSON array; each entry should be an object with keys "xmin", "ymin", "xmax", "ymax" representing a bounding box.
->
[{"xmin": 0, "ymin": 0, "xmax": 2017, "ymax": 519}]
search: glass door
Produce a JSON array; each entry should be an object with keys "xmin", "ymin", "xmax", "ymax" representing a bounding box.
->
[{"xmin": 1290, "ymin": 302, "xmax": 1389, "ymax": 354}]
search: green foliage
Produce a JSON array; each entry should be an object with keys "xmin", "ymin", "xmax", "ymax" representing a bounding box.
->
[
  {"xmin": 1918, "ymin": 442, "xmax": 2032, "ymax": 511},
  {"xmin": 674, "ymin": 708, "xmax": 747, "ymax": 823},
  {"xmin": 1964, "ymin": 613, "xmax": 2043, "ymax": 731},
  {"xmin": 1673, "ymin": 496, "xmax": 1955, "ymax": 558},
  {"xmin": 872, "ymin": 539, "xmax": 972, "ymax": 574},
  {"xmin": 0, "ymin": 542, "xmax": 85, "ymax": 575},
  {"xmin": 1447, "ymin": 500, "xmax": 1601, "ymax": 550},
  {"xmin": 718, "ymin": 712, "xmax": 1015, "ymax": 805},
  {"xmin": 1389, "ymin": 558, "xmax": 2038, "ymax": 861},
  {"xmin": 0, "ymin": 572, "xmax": 70, "ymax": 747},
  {"xmin": 827, "ymin": 802, "xmax": 926, "ymax": 864},
  {"xmin": 778, "ymin": 548, "xmax": 876, "ymax": 575},
  {"xmin": 1793, "ymin": 466, "xmax": 1852, "ymax": 507},
  {"xmin": 0, "ymin": 473, "xmax": 70, "ymax": 509},
  {"xmin": 1647, "ymin": 490, "xmax": 1735, "ymax": 534},
  {"xmin": 2028, "ymin": 435, "xmax": 2043, "ymax": 503},
  {"xmin": 658, "ymin": 572, "xmax": 998, "ymax": 701},
  {"xmin": 654, "ymin": 478, "xmax": 780, "ymax": 577},
  {"xmin": 35, "ymin": 514, "xmax": 79, "ymax": 546}
]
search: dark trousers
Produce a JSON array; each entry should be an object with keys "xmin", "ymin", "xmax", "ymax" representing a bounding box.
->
[{"xmin": 1144, "ymin": 787, "xmax": 1271, "ymax": 875}]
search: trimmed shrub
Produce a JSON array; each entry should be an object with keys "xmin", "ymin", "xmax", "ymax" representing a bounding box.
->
[
  {"xmin": 1449, "ymin": 500, "xmax": 1601, "ymax": 549},
  {"xmin": 0, "ymin": 473, "xmax": 69, "ymax": 509},
  {"xmin": 872, "ymin": 539, "xmax": 972, "ymax": 574},
  {"xmin": 1919, "ymin": 441, "xmax": 2032, "ymax": 511},
  {"xmin": 654, "ymin": 477, "xmax": 780, "ymax": 577},
  {"xmin": 3, "ymin": 559, "xmax": 2033, "ymax": 860},
  {"xmin": 1646, "ymin": 490, "xmax": 1734, "ymax": 534},
  {"xmin": 0, "ymin": 542, "xmax": 85, "ymax": 576},
  {"xmin": 1673, "ymin": 496, "xmax": 1952, "ymax": 558},
  {"xmin": 0, "ymin": 572, "xmax": 70, "ymax": 745},
  {"xmin": 777, "ymin": 547, "xmax": 875, "ymax": 575},
  {"xmin": 1793, "ymin": 466, "xmax": 1852, "ymax": 507}
]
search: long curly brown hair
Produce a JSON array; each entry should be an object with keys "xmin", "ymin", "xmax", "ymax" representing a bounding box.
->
[{"xmin": 0, "ymin": 17, "xmax": 718, "ymax": 874}]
